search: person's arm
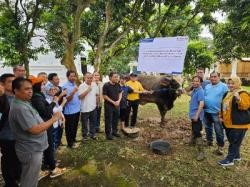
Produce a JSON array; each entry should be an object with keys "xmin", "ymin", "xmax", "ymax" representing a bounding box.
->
[
  {"xmin": 58, "ymin": 89, "xmax": 67, "ymax": 101},
  {"xmin": 66, "ymin": 87, "xmax": 78, "ymax": 102},
  {"xmin": 32, "ymin": 96, "xmax": 55, "ymax": 120},
  {"xmin": 236, "ymin": 92, "xmax": 250, "ymax": 110},
  {"xmin": 79, "ymin": 86, "xmax": 92, "ymax": 100},
  {"xmin": 27, "ymin": 112, "xmax": 61, "ymax": 135},
  {"xmin": 193, "ymin": 101, "xmax": 204, "ymax": 121},
  {"xmin": 103, "ymin": 95, "xmax": 115, "ymax": 105}
]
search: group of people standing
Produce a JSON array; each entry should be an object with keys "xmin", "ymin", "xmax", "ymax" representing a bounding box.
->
[
  {"xmin": 188, "ymin": 68, "xmax": 250, "ymax": 166},
  {"xmin": 0, "ymin": 65, "xmax": 150, "ymax": 187},
  {"xmin": 0, "ymin": 64, "xmax": 249, "ymax": 187}
]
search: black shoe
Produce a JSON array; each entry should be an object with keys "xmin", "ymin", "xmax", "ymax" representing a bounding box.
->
[
  {"xmin": 207, "ymin": 141, "xmax": 213, "ymax": 146},
  {"xmin": 91, "ymin": 136, "xmax": 97, "ymax": 140},
  {"xmin": 106, "ymin": 135, "xmax": 114, "ymax": 140},
  {"xmin": 113, "ymin": 133, "xmax": 121, "ymax": 138},
  {"xmin": 96, "ymin": 129, "xmax": 104, "ymax": 133}
]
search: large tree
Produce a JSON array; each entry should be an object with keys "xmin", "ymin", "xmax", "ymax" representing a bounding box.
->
[
  {"xmin": 43, "ymin": 0, "xmax": 221, "ymax": 74},
  {"xmin": 82, "ymin": 0, "xmax": 220, "ymax": 71},
  {"xmin": 42, "ymin": 0, "xmax": 92, "ymax": 75},
  {"xmin": 0, "ymin": 0, "xmax": 49, "ymax": 76},
  {"xmin": 211, "ymin": 0, "xmax": 250, "ymax": 62}
]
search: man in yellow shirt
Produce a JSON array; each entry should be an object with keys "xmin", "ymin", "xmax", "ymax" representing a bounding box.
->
[{"xmin": 126, "ymin": 73, "xmax": 150, "ymax": 127}]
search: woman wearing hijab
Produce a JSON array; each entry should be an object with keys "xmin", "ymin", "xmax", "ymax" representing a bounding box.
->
[
  {"xmin": 29, "ymin": 76, "xmax": 66, "ymax": 178},
  {"xmin": 218, "ymin": 76, "xmax": 250, "ymax": 166}
]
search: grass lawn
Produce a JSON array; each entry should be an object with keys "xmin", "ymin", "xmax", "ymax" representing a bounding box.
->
[
  {"xmin": 242, "ymin": 86, "xmax": 250, "ymax": 92},
  {"xmin": 38, "ymin": 95, "xmax": 250, "ymax": 187}
]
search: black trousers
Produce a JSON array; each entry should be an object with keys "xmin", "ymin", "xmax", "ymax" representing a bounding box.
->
[
  {"xmin": 0, "ymin": 139, "xmax": 21, "ymax": 187},
  {"xmin": 43, "ymin": 126, "xmax": 56, "ymax": 170},
  {"xmin": 225, "ymin": 128, "xmax": 247, "ymax": 161},
  {"xmin": 127, "ymin": 100, "xmax": 139, "ymax": 127},
  {"xmin": 104, "ymin": 104, "xmax": 119, "ymax": 136},
  {"xmin": 120, "ymin": 107, "xmax": 129, "ymax": 126},
  {"xmin": 64, "ymin": 112, "xmax": 80, "ymax": 147},
  {"xmin": 191, "ymin": 119, "xmax": 203, "ymax": 138}
]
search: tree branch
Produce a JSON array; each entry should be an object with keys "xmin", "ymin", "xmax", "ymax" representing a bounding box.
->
[{"xmin": 153, "ymin": 0, "xmax": 175, "ymax": 37}]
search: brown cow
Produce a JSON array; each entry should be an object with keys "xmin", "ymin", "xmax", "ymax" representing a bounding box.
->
[{"xmin": 137, "ymin": 75, "xmax": 182, "ymax": 126}]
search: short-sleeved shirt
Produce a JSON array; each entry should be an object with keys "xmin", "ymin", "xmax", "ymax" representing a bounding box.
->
[
  {"xmin": 126, "ymin": 80, "xmax": 144, "ymax": 101},
  {"xmin": 62, "ymin": 81, "xmax": 80, "ymax": 115},
  {"xmin": 204, "ymin": 81, "xmax": 229, "ymax": 114},
  {"xmin": 189, "ymin": 86, "xmax": 205, "ymax": 120},
  {"xmin": 103, "ymin": 82, "xmax": 121, "ymax": 107},
  {"xmin": 9, "ymin": 98, "xmax": 48, "ymax": 153},
  {"xmin": 202, "ymin": 80, "xmax": 210, "ymax": 89},
  {"xmin": 79, "ymin": 82, "xmax": 99, "ymax": 113},
  {"xmin": 120, "ymin": 86, "xmax": 134, "ymax": 109}
]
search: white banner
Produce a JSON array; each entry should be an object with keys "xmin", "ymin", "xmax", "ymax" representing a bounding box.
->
[{"xmin": 137, "ymin": 36, "xmax": 189, "ymax": 74}]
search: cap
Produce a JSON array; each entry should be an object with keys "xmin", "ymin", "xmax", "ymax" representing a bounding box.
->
[{"xmin": 28, "ymin": 75, "xmax": 45, "ymax": 86}]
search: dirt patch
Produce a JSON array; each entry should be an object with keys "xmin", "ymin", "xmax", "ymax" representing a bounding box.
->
[{"xmin": 133, "ymin": 116, "xmax": 191, "ymax": 146}]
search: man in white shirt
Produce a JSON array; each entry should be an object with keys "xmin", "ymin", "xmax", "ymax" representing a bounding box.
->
[{"xmin": 79, "ymin": 72, "xmax": 99, "ymax": 141}]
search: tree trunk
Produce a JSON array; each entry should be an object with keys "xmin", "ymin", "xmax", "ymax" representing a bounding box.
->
[
  {"xmin": 62, "ymin": 43, "xmax": 81, "ymax": 85},
  {"xmin": 94, "ymin": 1, "xmax": 111, "ymax": 72},
  {"xmin": 24, "ymin": 60, "xmax": 30, "ymax": 78}
]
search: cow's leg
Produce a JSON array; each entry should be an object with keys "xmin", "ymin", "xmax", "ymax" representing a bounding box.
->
[{"xmin": 157, "ymin": 104, "xmax": 167, "ymax": 127}]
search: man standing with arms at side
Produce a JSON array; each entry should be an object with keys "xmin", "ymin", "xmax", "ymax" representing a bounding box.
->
[
  {"xmin": 0, "ymin": 74, "xmax": 21, "ymax": 187},
  {"xmin": 103, "ymin": 72, "xmax": 122, "ymax": 140},
  {"xmin": 62, "ymin": 70, "xmax": 80, "ymax": 148},
  {"xmin": 204, "ymin": 72, "xmax": 228, "ymax": 155},
  {"xmin": 9, "ymin": 77, "xmax": 62, "ymax": 187}
]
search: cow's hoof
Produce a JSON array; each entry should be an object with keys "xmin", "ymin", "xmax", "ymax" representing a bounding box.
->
[{"xmin": 160, "ymin": 123, "xmax": 164, "ymax": 128}]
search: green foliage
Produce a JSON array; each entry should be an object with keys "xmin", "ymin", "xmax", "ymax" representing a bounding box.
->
[
  {"xmin": 212, "ymin": 0, "xmax": 250, "ymax": 62},
  {"xmin": 0, "ymin": 1, "xmax": 48, "ymax": 68},
  {"xmin": 184, "ymin": 40, "xmax": 215, "ymax": 75},
  {"xmin": 41, "ymin": 1, "xmax": 84, "ymax": 60}
]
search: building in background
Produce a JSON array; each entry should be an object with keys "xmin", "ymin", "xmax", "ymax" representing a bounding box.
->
[{"xmin": 217, "ymin": 58, "xmax": 250, "ymax": 80}]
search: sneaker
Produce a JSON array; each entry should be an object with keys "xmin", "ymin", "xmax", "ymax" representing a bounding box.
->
[
  {"xmin": 112, "ymin": 133, "xmax": 121, "ymax": 138},
  {"xmin": 50, "ymin": 167, "xmax": 67, "ymax": 178},
  {"xmin": 38, "ymin": 170, "xmax": 50, "ymax": 181},
  {"xmin": 71, "ymin": 143, "xmax": 79, "ymax": 149},
  {"xmin": 233, "ymin": 157, "xmax": 241, "ymax": 162},
  {"xmin": 82, "ymin": 137, "xmax": 88, "ymax": 142},
  {"xmin": 106, "ymin": 135, "xmax": 114, "ymax": 140},
  {"xmin": 218, "ymin": 158, "xmax": 234, "ymax": 166}
]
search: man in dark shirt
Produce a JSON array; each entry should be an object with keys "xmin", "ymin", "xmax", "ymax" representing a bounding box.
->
[
  {"xmin": 103, "ymin": 72, "xmax": 122, "ymax": 140},
  {"xmin": 0, "ymin": 74, "xmax": 21, "ymax": 187}
]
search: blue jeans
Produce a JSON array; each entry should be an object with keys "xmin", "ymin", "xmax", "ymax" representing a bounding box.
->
[
  {"xmin": 52, "ymin": 126, "xmax": 63, "ymax": 149},
  {"xmin": 95, "ymin": 107, "xmax": 102, "ymax": 132},
  {"xmin": 225, "ymin": 128, "xmax": 247, "ymax": 161},
  {"xmin": 203, "ymin": 112, "xmax": 225, "ymax": 147}
]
